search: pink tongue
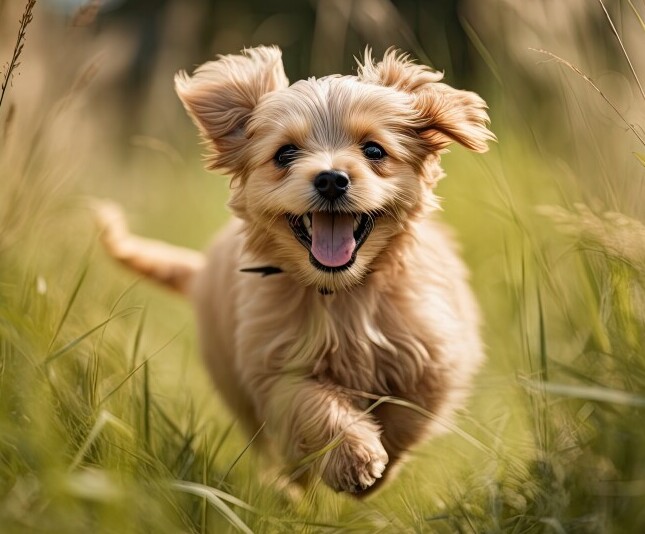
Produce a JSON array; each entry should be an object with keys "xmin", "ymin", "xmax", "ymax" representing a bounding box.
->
[{"xmin": 311, "ymin": 213, "xmax": 356, "ymax": 267}]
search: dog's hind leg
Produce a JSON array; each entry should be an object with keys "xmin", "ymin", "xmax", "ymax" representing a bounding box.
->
[{"xmin": 94, "ymin": 201, "xmax": 205, "ymax": 295}]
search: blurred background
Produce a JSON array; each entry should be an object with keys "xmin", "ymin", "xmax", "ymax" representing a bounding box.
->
[
  {"xmin": 1, "ymin": 0, "xmax": 644, "ymax": 532},
  {"xmin": 3, "ymin": 0, "xmax": 643, "ymax": 226}
]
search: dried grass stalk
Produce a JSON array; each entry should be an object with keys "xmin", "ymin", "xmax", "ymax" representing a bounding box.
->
[{"xmin": 0, "ymin": 0, "xmax": 37, "ymax": 111}]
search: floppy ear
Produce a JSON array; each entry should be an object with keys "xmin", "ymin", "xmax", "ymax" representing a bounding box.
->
[
  {"xmin": 175, "ymin": 46, "xmax": 289, "ymax": 175},
  {"xmin": 358, "ymin": 48, "xmax": 495, "ymax": 153},
  {"xmin": 412, "ymin": 84, "xmax": 494, "ymax": 152}
]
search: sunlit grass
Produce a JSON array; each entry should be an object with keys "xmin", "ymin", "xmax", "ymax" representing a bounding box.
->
[{"xmin": 1, "ymin": 0, "xmax": 644, "ymax": 532}]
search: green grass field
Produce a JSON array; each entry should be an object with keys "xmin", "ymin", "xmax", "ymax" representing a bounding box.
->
[{"xmin": 1, "ymin": 1, "xmax": 644, "ymax": 532}]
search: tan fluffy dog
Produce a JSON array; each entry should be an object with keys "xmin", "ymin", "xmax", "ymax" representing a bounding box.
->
[{"xmin": 98, "ymin": 46, "xmax": 494, "ymax": 495}]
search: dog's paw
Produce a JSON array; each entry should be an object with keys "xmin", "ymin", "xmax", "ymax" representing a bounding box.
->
[{"xmin": 323, "ymin": 428, "xmax": 388, "ymax": 493}]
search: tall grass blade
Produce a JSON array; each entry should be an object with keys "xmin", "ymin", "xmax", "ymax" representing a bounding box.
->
[
  {"xmin": 172, "ymin": 430, "xmax": 196, "ymax": 479},
  {"xmin": 220, "ymin": 422, "xmax": 265, "ymax": 484},
  {"xmin": 627, "ymin": 0, "xmax": 645, "ymax": 32},
  {"xmin": 366, "ymin": 395, "xmax": 498, "ymax": 457},
  {"xmin": 536, "ymin": 282, "xmax": 549, "ymax": 452},
  {"xmin": 99, "ymin": 325, "xmax": 185, "ymax": 404},
  {"xmin": 597, "ymin": 0, "xmax": 645, "ymax": 102},
  {"xmin": 143, "ymin": 359, "xmax": 150, "ymax": 449},
  {"xmin": 201, "ymin": 433, "xmax": 209, "ymax": 534},
  {"xmin": 69, "ymin": 410, "xmax": 134, "ymax": 472},
  {"xmin": 530, "ymin": 48, "xmax": 645, "ymax": 146},
  {"xmin": 44, "ymin": 307, "xmax": 141, "ymax": 366},
  {"xmin": 47, "ymin": 260, "xmax": 89, "ymax": 351},
  {"xmin": 459, "ymin": 15, "xmax": 503, "ymax": 86},
  {"xmin": 521, "ymin": 378, "xmax": 645, "ymax": 407},
  {"xmin": 537, "ymin": 284, "xmax": 548, "ymax": 383},
  {"xmin": 171, "ymin": 480, "xmax": 255, "ymax": 534},
  {"xmin": 130, "ymin": 302, "xmax": 146, "ymax": 369},
  {"xmin": 87, "ymin": 348, "xmax": 99, "ymax": 409}
]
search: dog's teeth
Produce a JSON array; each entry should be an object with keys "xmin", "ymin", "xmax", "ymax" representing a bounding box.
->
[{"xmin": 302, "ymin": 214, "xmax": 312, "ymax": 236}]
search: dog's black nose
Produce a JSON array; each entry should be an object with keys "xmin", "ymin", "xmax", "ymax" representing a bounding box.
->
[{"xmin": 314, "ymin": 170, "xmax": 349, "ymax": 201}]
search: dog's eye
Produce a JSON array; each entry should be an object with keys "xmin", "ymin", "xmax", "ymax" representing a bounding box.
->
[
  {"xmin": 274, "ymin": 144, "xmax": 300, "ymax": 167},
  {"xmin": 362, "ymin": 142, "xmax": 386, "ymax": 161}
]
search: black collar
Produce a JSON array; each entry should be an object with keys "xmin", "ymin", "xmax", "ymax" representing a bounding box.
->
[
  {"xmin": 239, "ymin": 266, "xmax": 284, "ymax": 277},
  {"xmin": 240, "ymin": 265, "xmax": 333, "ymax": 295}
]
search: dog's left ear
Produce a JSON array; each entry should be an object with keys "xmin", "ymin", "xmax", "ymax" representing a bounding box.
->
[{"xmin": 358, "ymin": 49, "xmax": 495, "ymax": 153}]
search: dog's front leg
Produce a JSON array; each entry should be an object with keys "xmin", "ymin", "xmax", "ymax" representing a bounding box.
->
[{"xmin": 250, "ymin": 374, "xmax": 388, "ymax": 493}]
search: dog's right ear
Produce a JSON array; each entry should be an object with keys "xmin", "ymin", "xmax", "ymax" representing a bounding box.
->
[{"xmin": 175, "ymin": 46, "xmax": 289, "ymax": 176}]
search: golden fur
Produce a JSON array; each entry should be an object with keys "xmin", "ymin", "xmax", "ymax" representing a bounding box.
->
[{"xmin": 98, "ymin": 46, "xmax": 494, "ymax": 495}]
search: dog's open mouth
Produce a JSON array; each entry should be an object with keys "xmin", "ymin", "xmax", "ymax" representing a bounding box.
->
[{"xmin": 287, "ymin": 212, "xmax": 375, "ymax": 271}]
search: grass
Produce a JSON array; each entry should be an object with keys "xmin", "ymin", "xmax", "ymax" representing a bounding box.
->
[{"xmin": 1, "ymin": 0, "xmax": 644, "ymax": 532}]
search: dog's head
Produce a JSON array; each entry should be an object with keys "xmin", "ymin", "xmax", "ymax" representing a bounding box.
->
[{"xmin": 176, "ymin": 46, "xmax": 494, "ymax": 292}]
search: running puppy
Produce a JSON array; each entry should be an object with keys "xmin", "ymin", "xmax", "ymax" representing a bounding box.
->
[{"xmin": 98, "ymin": 46, "xmax": 494, "ymax": 494}]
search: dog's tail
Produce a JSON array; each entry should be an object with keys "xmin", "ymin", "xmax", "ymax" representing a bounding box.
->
[{"xmin": 94, "ymin": 201, "xmax": 205, "ymax": 295}]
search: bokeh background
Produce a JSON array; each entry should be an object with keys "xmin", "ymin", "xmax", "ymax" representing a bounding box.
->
[{"xmin": 1, "ymin": 0, "xmax": 644, "ymax": 532}]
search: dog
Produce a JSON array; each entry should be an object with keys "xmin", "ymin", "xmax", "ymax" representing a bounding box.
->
[{"xmin": 97, "ymin": 46, "xmax": 494, "ymax": 495}]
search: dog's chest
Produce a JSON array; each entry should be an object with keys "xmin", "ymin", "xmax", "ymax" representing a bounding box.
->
[
  {"xmin": 235, "ymin": 282, "xmax": 431, "ymax": 395},
  {"xmin": 311, "ymin": 297, "xmax": 429, "ymax": 395}
]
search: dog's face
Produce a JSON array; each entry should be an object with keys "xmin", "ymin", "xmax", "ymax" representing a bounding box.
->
[{"xmin": 176, "ymin": 47, "xmax": 493, "ymax": 292}]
